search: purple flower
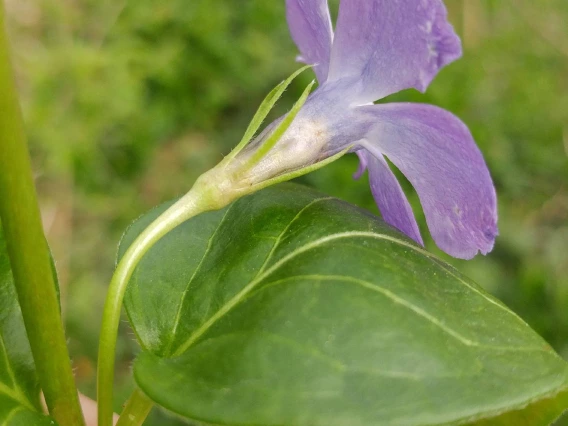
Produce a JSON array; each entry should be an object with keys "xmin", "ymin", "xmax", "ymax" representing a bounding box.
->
[{"xmin": 281, "ymin": 0, "xmax": 498, "ymax": 259}]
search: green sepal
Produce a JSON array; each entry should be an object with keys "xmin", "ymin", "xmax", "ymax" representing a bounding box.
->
[{"xmin": 222, "ymin": 65, "xmax": 313, "ymax": 165}]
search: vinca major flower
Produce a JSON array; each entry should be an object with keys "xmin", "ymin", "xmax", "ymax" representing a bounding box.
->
[
  {"xmin": 97, "ymin": 3, "xmax": 501, "ymax": 408},
  {"xmin": 199, "ymin": 0, "xmax": 498, "ymax": 260}
]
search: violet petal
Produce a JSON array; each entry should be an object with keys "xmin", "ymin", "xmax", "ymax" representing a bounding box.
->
[
  {"xmin": 353, "ymin": 150, "xmax": 368, "ymax": 180},
  {"xmin": 358, "ymin": 150, "xmax": 424, "ymax": 245},
  {"xmin": 286, "ymin": 0, "xmax": 334, "ymax": 83},
  {"xmin": 357, "ymin": 103, "xmax": 498, "ymax": 259},
  {"xmin": 328, "ymin": 0, "xmax": 462, "ymax": 103}
]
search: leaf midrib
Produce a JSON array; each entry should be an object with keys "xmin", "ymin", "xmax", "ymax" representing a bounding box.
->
[
  {"xmin": 166, "ymin": 196, "xmax": 332, "ymax": 356},
  {"xmin": 256, "ymin": 197, "xmax": 333, "ymax": 276},
  {"xmin": 2, "ymin": 406, "xmax": 25, "ymax": 424},
  {"xmin": 241, "ymin": 274, "xmax": 550, "ymax": 352},
  {"xmin": 164, "ymin": 203, "xmax": 236, "ymax": 356}
]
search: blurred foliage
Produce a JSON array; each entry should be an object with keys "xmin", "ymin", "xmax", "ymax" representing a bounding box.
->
[{"xmin": 4, "ymin": 0, "xmax": 568, "ymax": 424}]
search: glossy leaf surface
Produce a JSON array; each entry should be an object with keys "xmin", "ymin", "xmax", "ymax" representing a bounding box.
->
[
  {"xmin": 121, "ymin": 184, "xmax": 568, "ymax": 425},
  {"xmin": 0, "ymin": 225, "xmax": 58, "ymax": 425}
]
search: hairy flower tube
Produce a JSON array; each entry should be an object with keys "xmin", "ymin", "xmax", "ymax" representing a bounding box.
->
[{"xmin": 225, "ymin": 0, "xmax": 498, "ymax": 260}]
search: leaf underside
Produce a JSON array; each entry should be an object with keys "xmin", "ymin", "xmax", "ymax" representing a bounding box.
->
[
  {"xmin": 0, "ymin": 224, "xmax": 58, "ymax": 425},
  {"xmin": 120, "ymin": 184, "xmax": 568, "ymax": 426}
]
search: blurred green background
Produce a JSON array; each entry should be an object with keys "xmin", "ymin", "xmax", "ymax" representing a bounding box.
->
[{"xmin": 5, "ymin": 0, "xmax": 568, "ymax": 424}]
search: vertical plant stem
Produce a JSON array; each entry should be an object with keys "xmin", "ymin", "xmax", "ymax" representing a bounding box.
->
[
  {"xmin": 97, "ymin": 188, "xmax": 212, "ymax": 426},
  {"xmin": 115, "ymin": 388, "xmax": 153, "ymax": 426},
  {"xmin": 0, "ymin": 4, "xmax": 85, "ymax": 426}
]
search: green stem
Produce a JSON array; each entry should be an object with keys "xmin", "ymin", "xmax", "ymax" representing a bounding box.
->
[
  {"xmin": 97, "ymin": 187, "xmax": 213, "ymax": 426},
  {"xmin": 115, "ymin": 388, "xmax": 153, "ymax": 426},
  {"xmin": 0, "ymin": 5, "xmax": 85, "ymax": 426}
]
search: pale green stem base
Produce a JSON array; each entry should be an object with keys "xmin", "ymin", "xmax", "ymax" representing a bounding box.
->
[{"xmin": 115, "ymin": 389, "xmax": 153, "ymax": 426}]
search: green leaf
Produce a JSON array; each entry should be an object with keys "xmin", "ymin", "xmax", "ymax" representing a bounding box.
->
[
  {"xmin": 121, "ymin": 184, "xmax": 568, "ymax": 426},
  {"xmin": 0, "ymin": 224, "xmax": 58, "ymax": 425}
]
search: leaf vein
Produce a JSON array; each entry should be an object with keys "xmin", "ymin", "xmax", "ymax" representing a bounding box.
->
[
  {"xmin": 256, "ymin": 197, "xmax": 334, "ymax": 275},
  {"xmin": 0, "ymin": 380, "xmax": 35, "ymax": 412},
  {"xmin": 2, "ymin": 406, "xmax": 25, "ymax": 424},
  {"xmin": 171, "ymin": 231, "xmax": 534, "ymax": 357},
  {"xmin": 165, "ymin": 203, "xmax": 236, "ymax": 355},
  {"xmin": 0, "ymin": 333, "xmax": 35, "ymax": 410},
  {"xmin": 0, "ymin": 333, "xmax": 17, "ymax": 389},
  {"xmin": 247, "ymin": 274, "xmax": 549, "ymax": 352}
]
